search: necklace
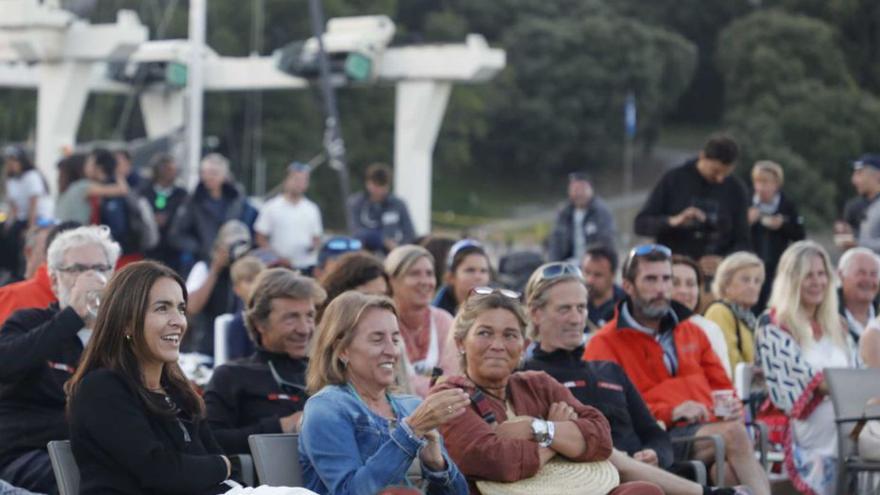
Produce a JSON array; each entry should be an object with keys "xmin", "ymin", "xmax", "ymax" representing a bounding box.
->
[{"xmin": 466, "ymin": 373, "xmax": 508, "ymax": 402}]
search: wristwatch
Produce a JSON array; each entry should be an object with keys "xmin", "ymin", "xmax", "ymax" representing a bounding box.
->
[{"xmin": 530, "ymin": 418, "xmax": 555, "ymax": 448}]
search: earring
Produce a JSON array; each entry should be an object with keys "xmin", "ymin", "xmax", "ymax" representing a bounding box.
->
[
  {"xmin": 340, "ymin": 358, "xmax": 348, "ymax": 368},
  {"xmin": 458, "ymin": 349, "xmax": 465, "ymax": 356},
  {"xmin": 125, "ymin": 334, "xmax": 132, "ymax": 342}
]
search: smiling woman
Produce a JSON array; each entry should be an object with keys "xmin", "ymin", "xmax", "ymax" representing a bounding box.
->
[
  {"xmin": 299, "ymin": 291, "xmax": 469, "ymax": 495},
  {"xmin": 64, "ymin": 261, "xmax": 237, "ymax": 494},
  {"xmin": 385, "ymin": 245, "xmax": 456, "ymax": 397}
]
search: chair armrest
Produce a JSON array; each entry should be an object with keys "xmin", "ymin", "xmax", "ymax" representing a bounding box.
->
[
  {"xmin": 836, "ymin": 415, "xmax": 880, "ymax": 424},
  {"xmin": 670, "ymin": 460, "xmax": 708, "ymax": 485},
  {"xmin": 230, "ymin": 454, "xmax": 255, "ymax": 487},
  {"xmin": 746, "ymin": 421, "xmax": 769, "ymax": 471},
  {"xmin": 671, "ymin": 434, "xmax": 726, "ymax": 486}
]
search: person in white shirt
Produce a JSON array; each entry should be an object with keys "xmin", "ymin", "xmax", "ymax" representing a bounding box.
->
[
  {"xmin": 2, "ymin": 146, "xmax": 53, "ymax": 279},
  {"xmin": 254, "ymin": 162, "xmax": 323, "ymax": 270}
]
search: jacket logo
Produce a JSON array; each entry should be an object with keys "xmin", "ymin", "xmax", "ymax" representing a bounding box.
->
[{"xmin": 597, "ymin": 381, "xmax": 623, "ymax": 392}]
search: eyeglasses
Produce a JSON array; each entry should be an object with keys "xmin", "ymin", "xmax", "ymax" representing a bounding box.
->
[
  {"xmin": 469, "ymin": 286, "xmax": 521, "ymax": 300},
  {"xmin": 535, "ymin": 262, "xmax": 583, "ymax": 282},
  {"xmin": 268, "ymin": 360, "xmax": 307, "ymax": 395},
  {"xmin": 56, "ymin": 263, "xmax": 113, "ymax": 274},
  {"xmin": 446, "ymin": 239, "xmax": 483, "ymax": 269},
  {"xmin": 623, "ymin": 244, "xmax": 672, "ymax": 273}
]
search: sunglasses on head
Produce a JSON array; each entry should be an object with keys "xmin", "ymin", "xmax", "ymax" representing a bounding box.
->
[
  {"xmin": 623, "ymin": 244, "xmax": 672, "ymax": 272},
  {"xmin": 446, "ymin": 239, "xmax": 483, "ymax": 269},
  {"xmin": 469, "ymin": 286, "xmax": 521, "ymax": 300},
  {"xmin": 325, "ymin": 238, "xmax": 362, "ymax": 252},
  {"xmin": 536, "ymin": 262, "xmax": 583, "ymax": 282}
]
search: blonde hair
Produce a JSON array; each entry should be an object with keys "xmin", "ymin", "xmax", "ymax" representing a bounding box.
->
[
  {"xmin": 712, "ymin": 251, "xmax": 765, "ymax": 300},
  {"xmin": 230, "ymin": 256, "xmax": 265, "ymax": 285},
  {"xmin": 306, "ymin": 291, "xmax": 398, "ymax": 394},
  {"xmin": 752, "ymin": 160, "xmax": 784, "ymax": 185},
  {"xmin": 768, "ymin": 240, "xmax": 844, "ymax": 351},
  {"xmin": 384, "ymin": 245, "xmax": 434, "ymax": 280},
  {"xmin": 451, "ymin": 292, "xmax": 528, "ymax": 371}
]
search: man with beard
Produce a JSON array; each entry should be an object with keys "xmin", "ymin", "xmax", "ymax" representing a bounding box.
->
[
  {"xmin": 204, "ymin": 268, "xmax": 326, "ymax": 454},
  {"xmin": 836, "ymin": 247, "xmax": 880, "ymax": 342},
  {"xmin": 584, "ymin": 244, "xmax": 770, "ymax": 495},
  {"xmin": 0, "ymin": 226, "xmax": 120, "ymax": 493}
]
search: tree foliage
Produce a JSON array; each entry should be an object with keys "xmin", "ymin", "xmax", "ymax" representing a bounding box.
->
[{"xmin": 717, "ymin": 10, "xmax": 880, "ymax": 225}]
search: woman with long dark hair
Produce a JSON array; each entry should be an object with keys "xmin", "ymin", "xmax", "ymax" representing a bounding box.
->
[{"xmin": 65, "ymin": 261, "xmax": 233, "ymax": 494}]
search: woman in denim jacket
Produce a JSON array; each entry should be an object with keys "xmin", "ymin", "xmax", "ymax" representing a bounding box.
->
[{"xmin": 299, "ymin": 291, "xmax": 469, "ymax": 495}]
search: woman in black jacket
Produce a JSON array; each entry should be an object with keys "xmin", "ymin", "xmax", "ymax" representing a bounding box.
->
[{"xmin": 65, "ymin": 261, "xmax": 233, "ymax": 494}]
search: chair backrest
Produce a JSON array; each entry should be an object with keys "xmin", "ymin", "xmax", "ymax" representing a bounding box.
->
[
  {"xmin": 213, "ymin": 313, "xmax": 235, "ymax": 366},
  {"xmin": 47, "ymin": 440, "xmax": 80, "ymax": 495},
  {"xmin": 826, "ymin": 367, "xmax": 880, "ymax": 459},
  {"xmin": 248, "ymin": 433, "xmax": 302, "ymax": 486}
]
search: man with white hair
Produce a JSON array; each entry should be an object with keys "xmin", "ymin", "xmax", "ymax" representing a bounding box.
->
[
  {"xmin": 837, "ymin": 246, "xmax": 880, "ymax": 342},
  {"xmin": 169, "ymin": 153, "xmax": 257, "ymax": 266},
  {"xmin": 0, "ymin": 226, "xmax": 120, "ymax": 493}
]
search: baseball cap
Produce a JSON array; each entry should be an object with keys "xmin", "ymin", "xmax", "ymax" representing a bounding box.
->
[{"xmin": 853, "ymin": 154, "xmax": 880, "ymax": 171}]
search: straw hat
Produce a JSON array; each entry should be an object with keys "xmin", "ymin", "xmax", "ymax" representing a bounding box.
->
[
  {"xmin": 475, "ymin": 415, "xmax": 619, "ymax": 495},
  {"xmin": 475, "ymin": 457, "xmax": 619, "ymax": 495}
]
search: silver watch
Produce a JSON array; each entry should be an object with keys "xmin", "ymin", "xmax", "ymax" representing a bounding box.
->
[{"xmin": 530, "ymin": 418, "xmax": 554, "ymax": 447}]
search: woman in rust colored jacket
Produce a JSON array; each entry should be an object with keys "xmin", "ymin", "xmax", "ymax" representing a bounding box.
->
[{"xmin": 431, "ymin": 288, "xmax": 661, "ymax": 495}]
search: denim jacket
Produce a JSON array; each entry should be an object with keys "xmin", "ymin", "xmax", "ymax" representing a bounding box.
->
[{"xmin": 298, "ymin": 384, "xmax": 467, "ymax": 495}]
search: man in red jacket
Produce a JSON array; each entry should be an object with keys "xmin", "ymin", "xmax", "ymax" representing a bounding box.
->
[{"xmin": 584, "ymin": 244, "xmax": 769, "ymax": 495}]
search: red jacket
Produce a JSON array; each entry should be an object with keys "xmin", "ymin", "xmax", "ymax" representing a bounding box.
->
[
  {"xmin": 583, "ymin": 302, "xmax": 733, "ymax": 426},
  {"xmin": 0, "ymin": 264, "xmax": 56, "ymax": 326}
]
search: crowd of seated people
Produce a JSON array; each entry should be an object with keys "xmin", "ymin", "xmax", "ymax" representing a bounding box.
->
[{"xmin": 4, "ymin": 133, "xmax": 880, "ymax": 495}]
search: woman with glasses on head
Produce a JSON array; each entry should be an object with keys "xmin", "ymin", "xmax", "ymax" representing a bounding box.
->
[
  {"xmin": 385, "ymin": 245, "xmax": 456, "ymax": 397},
  {"xmin": 755, "ymin": 241, "xmax": 859, "ymax": 495},
  {"xmin": 432, "ymin": 239, "xmax": 492, "ymax": 317},
  {"xmin": 432, "ymin": 287, "xmax": 661, "ymax": 494},
  {"xmin": 203, "ymin": 268, "xmax": 326, "ymax": 454},
  {"xmin": 299, "ymin": 291, "xmax": 469, "ymax": 495}
]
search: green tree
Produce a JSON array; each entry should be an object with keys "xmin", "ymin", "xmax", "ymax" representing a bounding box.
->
[
  {"xmin": 718, "ymin": 10, "xmax": 880, "ymax": 224},
  {"xmin": 477, "ymin": 14, "xmax": 695, "ymax": 180}
]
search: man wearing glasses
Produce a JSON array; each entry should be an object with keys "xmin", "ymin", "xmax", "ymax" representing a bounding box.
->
[
  {"xmin": 0, "ymin": 226, "xmax": 120, "ymax": 493},
  {"xmin": 204, "ymin": 269, "xmax": 326, "ymax": 454},
  {"xmin": 585, "ymin": 245, "xmax": 770, "ymax": 495}
]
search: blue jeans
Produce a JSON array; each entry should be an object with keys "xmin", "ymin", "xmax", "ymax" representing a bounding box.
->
[
  {"xmin": 0, "ymin": 479, "xmax": 41, "ymax": 495},
  {"xmin": 0, "ymin": 450, "xmax": 55, "ymax": 495}
]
